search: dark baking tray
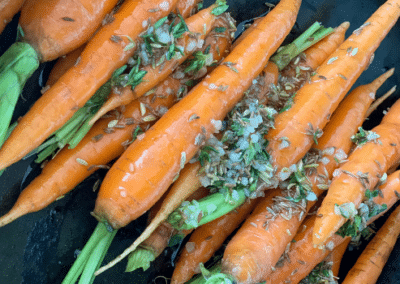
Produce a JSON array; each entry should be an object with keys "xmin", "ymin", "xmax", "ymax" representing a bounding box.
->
[{"xmin": 0, "ymin": 0, "xmax": 399, "ymax": 283}]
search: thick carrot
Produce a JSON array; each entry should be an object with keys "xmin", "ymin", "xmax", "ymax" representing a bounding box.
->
[
  {"xmin": 0, "ymin": 0, "xmax": 180, "ymax": 170},
  {"xmin": 93, "ymin": 0, "xmax": 302, "ymax": 276},
  {"xmin": 170, "ymin": 197, "xmax": 260, "ymax": 284},
  {"xmin": 125, "ymin": 186, "xmax": 210, "ymax": 272},
  {"xmin": 342, "ymin": 204, "xmax": 400, "ymax": 284},
  {"xmin": 265, "ymin": 169, "xmax": 400, "ymax": 284},
  {"xmin": 313, "ymin": 97, "xmax": 400, "ymax": 246},
  {"xmin": 88, "ymin": 10, "xmax": 233, "ymax": 125},
  {"xmin": 265, "ymin": 0, "xmax": 400, "ymax": 181},
  {"xmin": 211, "ymin": 69, "xmax": 393, "ymax": 284},
  {"xmin": 0, "ymin": 0, "xmax": 25, "ymax": 34}
]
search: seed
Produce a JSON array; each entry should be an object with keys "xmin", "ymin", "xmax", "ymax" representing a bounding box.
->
[{"xmin": 76, "ymin": 158, "xmax": 88, "ymax": 166}]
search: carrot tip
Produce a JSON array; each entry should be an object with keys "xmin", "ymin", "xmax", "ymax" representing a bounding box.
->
[{"xmin": 339, "ymin": 21, "xmax": 350, "ymax": 29}]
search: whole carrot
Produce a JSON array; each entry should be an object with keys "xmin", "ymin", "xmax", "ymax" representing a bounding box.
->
[
  {"xmin": 265, "ymin": 0, "xmax": 400, "ymax": 181},
  {"xmin": 341, "ymin": 204, "xmax": 400, "ymax": 284},
  {"xmin": 93, "ymin": 0, "xmax": 302, "ymax": 276},
  {"xmin": 215, "ymin": 69, "xmax": 394, "ymax": 284},
  {"xmin": 0, "ymin": 0, "xmax": 180, "ymax": 170},
  {"xmin": 265, "ymin": 169, "xmax": 400, "ymax": 284},
  {"xmin": 0, "ymin": 0, "xmax": 25, "ymax": 34},
  {"xmin": 313, "ymin": 96, "xmax": 400, "ymax": 246}
]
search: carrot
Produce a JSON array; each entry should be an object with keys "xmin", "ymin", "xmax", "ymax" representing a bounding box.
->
[
  {"xmin": 265, "ymin": 0, "xmax": 400, "ymax": 182},
  {"xmin": 330, "ymin": 238, "xmax": 350, "ymax": 278},
  {"xmin": 313, "ymin": 96, "xmax": 400, "ymax": 246},
  {"xmin": 125, "ymin": 186, "xmax": 210, "ymax": 272},
  {"xmin": 0, "ymin": 0, "xmax": 180, "ymax": 170},
  {"xmin": 199, "ymin": 68, "xmax": 393, "ymax": 284},
  {"xmin": 170, "ymin": 197, "xmax": 260, "ymax": 284},
  {"xmin": 341, "ymin": 203, "xmax": 400, "ymax": 284},
  {"xmin": 366, "ymin": 85, "xmax": 397, "ymax": 117},
  {"xmin": 93, "ymin": 0, "xmax": 302, "ymax": 275},
  {"xmin": 264, "ymin": 169, "xmax": 400, "ymax": 284},
  {"xmin": 0, "ymin": 0, "xmax": 25, "ymax": 34},
  {"xmin": 88, "ymin": 9, "xmax": 234, "ymax": 125}
]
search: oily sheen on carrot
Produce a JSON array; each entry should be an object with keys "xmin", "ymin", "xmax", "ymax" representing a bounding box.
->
[
  {"xmin": 314, "ymin": 97, "xmax": 400, "ymax": 246},
  {"xmin": 19, "ymin": 0, "xmax": 120, "ymax": 62},
  {"xmin": 170, "ymin": 198, "xmax": 260, "ymax": 284},
  {"xmin": 214, "ymin": 68, "xmax": 392, "ymax": 284},
  {"xmin": 342, "ymin": 205, "xmax": 400, "ymax": 284},
  {"xmin": 0, "ymin": 0, "xmax": 179, "ymax": 170},
  {"xmin": 92, "ymin": 0, "xmax": 302, "ymax": 230},
  {"xmin": 0, "ymin": 0, "xmax": 25, "ymax": 34},
  {"xmin": 265, "ymin": 0, "xmax": 400, "ymax": 178},
  {"xmin": 265, "ymin": 169, "xmax": 400, "ymax": 284}
]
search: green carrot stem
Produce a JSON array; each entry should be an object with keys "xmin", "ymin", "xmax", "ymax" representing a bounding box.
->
[
  {"xmin": 62, "ymin": 222, "xmax": 111, "ymax": 284},
  {"xmin": 270, "ymin": 22, "xmax": 333, "ymax": 71},
  {"xmin": 168, "ymin": 189, "xmax": 247, "ymax": 231},
  {"xmin": 186, "ymin": 262, "xmax": 224, "ymax": 284},
  {"xmin": 125, "ymin": 246, "xmax": 156, "ymax": 272},
  {"xmin": 55, "ymin": 108, "xmax": 87, "ymax": 141},
  {"xmin": 78, "ymin": 227, "xmax": 117, "ymax": 284},
  {"xmin": 68, "ymin": 121, "xmax": 93, "ymax": 149},
  {"xmin": 0, "ymin": 42, "xmax": 39, "ymax": 147},
  {"xmin": 35, "ymin": 143, "xmax": 59, "ymax": 163}
]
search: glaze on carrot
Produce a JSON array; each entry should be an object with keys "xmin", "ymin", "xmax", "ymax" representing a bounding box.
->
[{"xmin": 0, "ymin": 0, "xmax": 180, "ymax": 170}]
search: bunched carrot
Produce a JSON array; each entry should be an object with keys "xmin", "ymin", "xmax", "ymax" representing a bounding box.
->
[
  {"xmin": 330, "ymin": 238, "xmax": 350, "ymax": 278},
  {"xmin": 0, "ymin": 0, "xmax": 180, "ymax": 170},
  {"xmin": 265, "ymin": 168, "xmax": 400, "ymax": 284},
  {"xmin": 313, "ymin": 96, "xmax": 400, "ymax": 246},
  {"xmin": 209, "ymin": 68, "xmax": 393, "ymax": 284},
  {"xmin": 265, "ymin": 0, "xmax": 400, "ymax": 181},
  {"xmin": 0, "ymin": 0, "xmax": 25, "ymax": 34},
  {"xmin": 93, "ymin": 0, "xmax": 302, "ymax": 275}
]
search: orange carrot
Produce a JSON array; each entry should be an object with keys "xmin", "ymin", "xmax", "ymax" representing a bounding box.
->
[
  {"xmin": 330, "ymin": 238, "xmax": 350, "ymax": 277},
  {"xmin": 366, "ymin": 85, "xmax": 397, "ymax": 117},
  {"xmin": 0, "ymin": 0, "xmax": 25, "ymax": 34},
  {"xmin": 94, "ymin": 0, "xmax": 301, "ymax": 275},
  {"xmin": 170, "ymin": 197, "xmax": 260, "ymax": 284},
  {"xmin": 313, "ymin": 96, "xmax": 400, "ymax": 246},
  {"xmin": 342, "ymin": 204, "xmax": 400, "ymax": 284},
  {"xmin": 88, "ymin": 10, "xmax": 233, "ymax": 125},
  {"xmin": 265, "ymin": 0, "xmax": 400, "ymax": 181},
  {"xmin": 265, "ymin": 169, "xmax": 400, "ymax": 284},
  {"xmin": 213, "ymin": 69, "xmax": 393, "ymax": 284},
  {"xmin": 0, "ymin": 0, "xmax": 180, "ymax": 170}
]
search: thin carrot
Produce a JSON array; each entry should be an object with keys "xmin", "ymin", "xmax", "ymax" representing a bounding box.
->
[
  {"xmin": 94, "ymin": 0, "xmax": 302, "ymax": 275},
  {"xmin": 313, "ymin": 97, "xmax": 400, "ymax": 246},
  {"xmin": 0, "ymin": 0, "xmax": 180, "ymax": 170},
  {"xmin": 341, "ymin": 203, "xmax": 400, "ymax": 284},
  {"xmin": 330, "ymin": 238, "xmax": 350, "ymax": 278},
  {"xmin": 214, "ymin": 69, "xmax": 394, "ymax": 284},
  {"xmin": 0, "ymin": 0, "xmax": 25, "ymax": 34},
  {"xmin": 170, "ymin": 197, "xmax": 260, "ymax": 284},
  {"xmin": 366, "ymin": 85, "xmax": 397, "ymax": 117},
  {"xmin": 125, "ymin": 186, "xmax": 210, "ymax": 272},
  {"xmin": 88, "ymin": 9, "xmax": 233, "ymax": 125},
  {"xmin": 265, "ymin": 0, "xmax": 400, "ymax": 182},
  {"xmin": 265, "ymin": 169, "xmax": 400, "ymax": 284}
]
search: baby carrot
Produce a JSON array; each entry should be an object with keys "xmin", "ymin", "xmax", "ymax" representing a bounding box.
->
[
  {"xmin": 265, "ymin": 0, "xmax": 400, "ymax": 180},
  {"xmin": 0, "ymin": 0, "xmax": 180, "ymax": 170},
  {"xmin": 342, "ymin": 204, "xmax": 400, "ymax": 284},
  {"xmin": 265, "ymin": 169, "xmax": 400, "ymax": 284},
  {"xmin": 313, "ymin": 97, "xmax": 400, "ymax": 246},
  {"xmin": 94, "ymin": 0, "xmax": 302, "ymax": 275},
  {"xmin": 215, "ymin": 69, "xmax": 394, "ymax": 284}
]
